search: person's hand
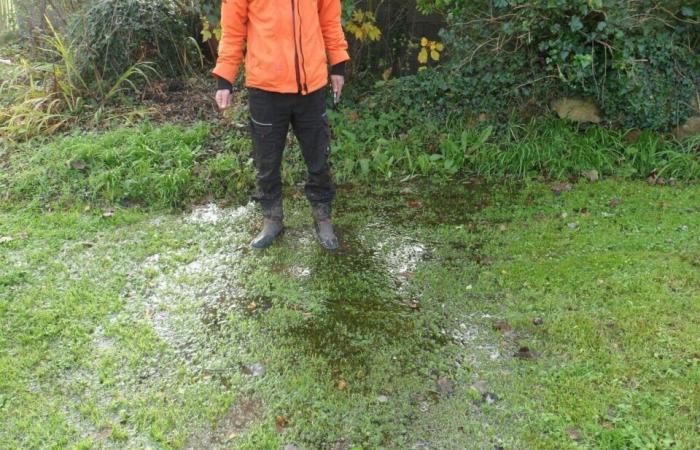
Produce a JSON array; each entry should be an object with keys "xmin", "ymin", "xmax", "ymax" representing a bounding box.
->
[
  {"xmin": 330, "ymin": 75, "xmax": 345, "ymax": 104},
  {"xmin": 216, "ymin": 89, "xmax": 233, "ymax": 110}
]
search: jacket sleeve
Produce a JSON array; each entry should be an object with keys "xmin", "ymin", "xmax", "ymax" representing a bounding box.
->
[
  {"xmin": 318, "ymin": 0, "xmax": 350, "ymax": 66},
  {"xmin": 212, "ymin": 0, "xmax": 249, "ymax": 84}
]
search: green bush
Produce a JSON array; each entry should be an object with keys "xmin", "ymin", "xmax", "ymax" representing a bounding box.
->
[
  {"xmin": 408, "ymin": 0, "xmax": 700, "ymax": 131},
  {"xmin": 68, "ymin": 0, "xmax": 198, "ymax": 84}
]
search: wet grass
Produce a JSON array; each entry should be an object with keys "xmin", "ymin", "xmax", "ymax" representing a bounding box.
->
[{"xmin": 1, "ymin": 179, "xmax": 699, "ymax": 449}]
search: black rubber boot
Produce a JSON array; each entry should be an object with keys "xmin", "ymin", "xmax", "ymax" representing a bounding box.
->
[
  {"xmin": 250, "ymin": 203, "xmax": 284, "ymax": 250},
  {"xmin": 311, "ymin": 203, "xmax": 339, "ymax": 251}
]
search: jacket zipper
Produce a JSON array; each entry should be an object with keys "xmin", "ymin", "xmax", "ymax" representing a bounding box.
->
[
  {"xmin": 297, "ymin": 2, "xmax": 309, "ymax": 94},
  {"xmin": 290, "ymin": 0, "xmax": 303, "ymax": 94}
]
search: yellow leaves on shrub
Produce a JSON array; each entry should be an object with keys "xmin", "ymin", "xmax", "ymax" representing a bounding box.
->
[
  {"xmin": 200, "ymin": 16, "xmax": 221, "ymax": 42},
  {"xmin": 345, "ymin": 9, "xmax": 382, "ymax": 42},
  {"xmin": 417, "ymin": 37, "xmax": 444, "ymax": 68}
]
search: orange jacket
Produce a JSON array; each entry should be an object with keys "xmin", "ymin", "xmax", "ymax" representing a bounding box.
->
[{"xmin": 213, "ymin": 0, "xmax": 350, "ymax": 95}]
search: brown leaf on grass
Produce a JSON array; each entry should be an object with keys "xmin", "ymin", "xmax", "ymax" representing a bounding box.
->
[
  {"xmin": 514, "ymin": 346, "xmax": 538, "ymax": 360},
  {"xmin": 609, "ymin": 197, "xmax": 621, "ymax": 208},
  {"xmin": 275, "ymin": 415, "xmax": 287, "ymax": 433},
  {"xmin": 246, "ymin": 302, "xmax": 257, "ymax": 312},
  {"xmin": 336, "ymin": 379, "xmax": 348, "ymax": 391},
  {"xmin": 551, "ymin": 182, "xmax": 573, "ymax": 196},
  {"xmin": 624, "ymin": 129, "xmax": 642, "ymax": 143},
  {"xmin": 94, "ymin": 427, "xmax": 112, "ymax": 442},
  {"xmin": 406, "ymin": 199, "xmax": 423, "ymax": 208},
  {"xmin": 437, "ymin": 377, "xmax": 455, "ymax": 396},
  {"xmin": 408, "ymin": 301, "xmax": 421, "ymax": 311},
  {"xmin": 582, "ymin": 170, "xmax": 599, "ymax": 182},
  {"xmin": 566, "ymin": 427, "xmax": 583, "ymax": 441},
  {"xmin": 492, "ymin": 320, "xmax": 512, "ymax": 333},
  {"xmin": 70, "ymin": 159, "xmax": 87, "ymax": 171}
]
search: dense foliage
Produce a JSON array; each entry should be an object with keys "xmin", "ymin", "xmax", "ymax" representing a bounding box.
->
[
  {"xmin": 407, "ymin": 0, "xmax": 700, "ymax": 130},
  {"xmin": 68, "ymin": 0, "xmax": 198, "ymax": 83}
]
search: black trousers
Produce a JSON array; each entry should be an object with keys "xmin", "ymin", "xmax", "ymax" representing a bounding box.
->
[{"xmin": 248, "ymin": 87, "xmax": 335, "ymax": 209}]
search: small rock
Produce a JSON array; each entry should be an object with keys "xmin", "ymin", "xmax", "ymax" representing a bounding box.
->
[
  {"xmin": 377, "ymin": 395, "xmax": 389, "ymax": 403},
  {"xmin": 0, "ymin": 236, "xmax": 13, "ymax": 244},
  {"xmin": 532, "ymin": 317, "xmax": 544, "ymax": 326},
  {"xmin": 567, "ymin": 222, "xmax": 579, "ymax": 229}
]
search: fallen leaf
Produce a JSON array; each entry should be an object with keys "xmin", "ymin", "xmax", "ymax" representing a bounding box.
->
[
  {"xmin": 498, "ymin": 224, "xmax": 507, "ymax": 232},
  {"xmin": 246, "ymin": 302, "xmax": 257, "ymax": 312},
  {"xmin": 336, "ymin": 379, "xmax": 348, "ymax": 391},
  {"xmin": 624, "ymin": 129, "xmax": 642, "ymax": 143},
  {"xmin": 566, "ymin": 426, "xmax": 583, "ymax": 441},
  {"xmin": 94, "ymin": 427, "xmax": 112, "ymax": 441},
  {"xmin": 470, "ymin": 380, "xmax": 488, "ymax": 395},
  {"xmin": 492, "ymin": 320, "xmax": 512, "ymax": 333},
  {"xmin": 579, "ymin": 208, "xmax": 590, "ymax": 217},
  {"xmin": 582, "ymin": 170, "xmax": 599, "ymax": 182},
  {"xmin": 551, "ymin": 182, "xmax": 573, "ymax": 195},
  {"xmin": 608, "ymin": 197, "xmax": 621, "ymax": 208},
  {"xmin": 514, "ymin": 346, "xmax": 537, "ymax": 360},
  {"xmin": 70, "ymin": 159, "xmax": 87, "ymax": 171},
  {"xmin": 406, "ymin": 199, "xmax": 423, "ymax": 208},
  {"xmin": 408, "ymin": 301, "xmax": 421, "ymax": 311},
  {"xmin": 532, "ymin": 317, "xmax": 544, "ymax": 326},
  {"xmin": 437, "ymin": 377, "xmax": 455, "ymax": 396},
  {"xmin": 275, "ymin": 415, "xmax": 287, "ymax": 432}
]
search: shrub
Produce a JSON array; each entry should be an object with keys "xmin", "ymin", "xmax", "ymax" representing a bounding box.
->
[
  {"xmin": 408, "ymin": 0, "xmax": 700, "ymax": 131},
  {"xmin": 68, "ymin": 0, "xmax": 199, "ymax": 84}
]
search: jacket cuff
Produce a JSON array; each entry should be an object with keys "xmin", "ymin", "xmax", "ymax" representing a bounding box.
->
[
  {"xmin": 330, "ymin": 61, "xmax": 346, "ymax": 77},
  {"xmin": 217, "ymin": 76, "xmax": 234, "ymax": 92}
]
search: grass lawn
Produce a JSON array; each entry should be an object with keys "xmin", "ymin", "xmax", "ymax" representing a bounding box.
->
[{"xmin": 1, "ymin": 178, "xmax": 699, "ymax": 449}]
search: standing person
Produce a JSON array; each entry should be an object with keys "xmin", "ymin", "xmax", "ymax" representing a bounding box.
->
[{"xmin": 213, "ymin": 0, "xmax": 350, "ymax": 251}]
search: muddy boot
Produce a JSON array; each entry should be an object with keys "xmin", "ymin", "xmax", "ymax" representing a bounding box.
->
[
  {"xmin": 311, "ymin": 203, "xmax": 339, "ymax": 251},
  {"xmin": 250, "ymin": 203, "xmax": 284, "ymax": 250}
]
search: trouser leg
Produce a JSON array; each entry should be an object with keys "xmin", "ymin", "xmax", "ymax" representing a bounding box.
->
[
  {"xmin": 248, "ymin": 88, "xmax": 291, "ymax": 211},
  {"xmin": 291, "ymin": 88, "xmax": 336, "ymax": 210}
]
